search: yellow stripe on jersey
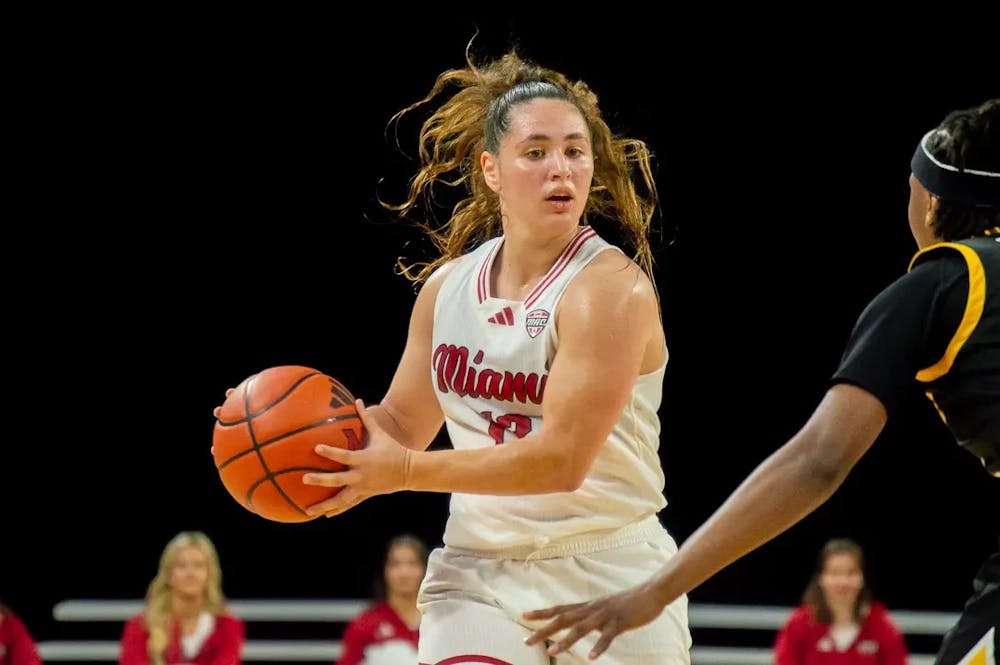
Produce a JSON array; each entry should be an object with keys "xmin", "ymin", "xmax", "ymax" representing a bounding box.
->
[
  {"xmin": 908, "ymin": 243, "xmax": 987, "ymax": 382},
  {"xmin": 956, "ymin": 626, "xmax": 995, "ymax": 665}
]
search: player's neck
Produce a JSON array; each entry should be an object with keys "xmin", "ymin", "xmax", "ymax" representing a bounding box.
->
[{"xmin": 493, "ymin": 226, "xmax": 582, "ymax": 299}]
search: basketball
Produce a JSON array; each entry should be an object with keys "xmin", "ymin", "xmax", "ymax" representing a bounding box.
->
[{"xmin": 212, "ymin": 365, "xmax": 365, "ymax": 523}]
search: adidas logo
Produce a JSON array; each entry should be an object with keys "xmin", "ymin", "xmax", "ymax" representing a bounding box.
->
[{"xmin": 487, "ymin": 306, "xmax": 515, "ymax": 326}]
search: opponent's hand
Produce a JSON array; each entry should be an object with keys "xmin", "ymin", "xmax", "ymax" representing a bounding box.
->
[
  {"xmin": 522, "ymin": 582, "xmax": 664, "ymax": 658},
  {"xmin": 302, "ymin": 399, "xmax": 410, "ymax": 518}
]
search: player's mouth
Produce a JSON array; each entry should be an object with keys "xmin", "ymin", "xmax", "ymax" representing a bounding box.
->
[{"xmin": 545, "ymin": 194, "xmax": 573, "ymax": 212}]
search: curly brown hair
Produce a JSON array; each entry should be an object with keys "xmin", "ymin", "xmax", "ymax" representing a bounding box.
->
[{"xmin": 381, "ymin": 40, "xmax": 660, "ymax": 293}]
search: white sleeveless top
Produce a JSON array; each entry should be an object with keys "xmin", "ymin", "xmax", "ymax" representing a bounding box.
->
[{"xmin": 431, "ymin": 226, "xmax": 668, "ymax": 552}]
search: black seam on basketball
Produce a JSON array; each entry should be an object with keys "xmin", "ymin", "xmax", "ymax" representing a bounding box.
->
[
  {"xmin": 216, "ymin": 371, "xmax": 322, "ymax": 426},
  {"xmin": 328, "ymin": 379, "xmax": 354, "ymax": 408},
  {"xmin": 216, "ymin": 412, "xmax": 361, "ymax": 470},
  {"xmin": 243, "ymin": 374, "xmax": 299, "ymax": 515},
  {"xmin": 245, "ymin": 475, "xmax": 307, "ymax": 517}
]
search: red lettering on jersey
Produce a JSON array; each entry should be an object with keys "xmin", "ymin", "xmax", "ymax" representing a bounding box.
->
[
  {"xmin": 481, "ymin": 411, "xmax": 533, "ymax": 444},
  {"xmin": 432, "ymin": 344, "xmax": 547, "ymax": 404}
]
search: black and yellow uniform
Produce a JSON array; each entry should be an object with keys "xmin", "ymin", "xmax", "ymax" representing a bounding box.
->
[{"xmin": 830, "ymin": 229, "xmax": 999, "ymax": 665}]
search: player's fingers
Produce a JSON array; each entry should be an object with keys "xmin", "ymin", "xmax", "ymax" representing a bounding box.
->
[
  {"xmin": 304, "ymin": 487, "xmax": 363, "ymax": 517},
  {"xmin": 523, "ymin": 603, "xmax": 582, "ymax": 621},
  {"xmin": 313, "ymin": 444, "xmax": 353, "ymax": 464},
  {"xmin": 588, "ymin": 625, "xmax": 621, "ymax": 660},
  {"xmin": 546, "ymin": 616, "xmax": 603, "ymax": 656},
  {"xmin": 523, "ymin": 606, "xmax": 586, "ymax": 645},
  {"xmin": 302, "ymin": 469, "xmax": 356, "ymax": 488},
  {"xmin": 353, "ymin": 399, "xmax": 379, "ymax": 433}
]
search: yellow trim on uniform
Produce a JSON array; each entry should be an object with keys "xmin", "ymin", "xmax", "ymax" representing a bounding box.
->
[
  {"xmin": 923, "ymin": 391, "xmax": 948, "ymax": 424},
  {"xmin": 909, "ymin": 242, "xmax": 987, "ymax": 383},
  {"xmin": 955, "ymin": 625, "xmax": 995, "ymax": 664}
]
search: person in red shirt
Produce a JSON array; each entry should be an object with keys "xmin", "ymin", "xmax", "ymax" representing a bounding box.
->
[
  {"xmin": 773, "ymin": 538, "xmax": 909, "ymax": 665},
  {"xmin": 119, "ymin": 531, "xmax": 244, "ymax": 665},
  {"xmin": 0, "ymin": 603, "xmax": 42, "ymax": 665},
  {"xmin": 336, "ymin": 534, "xmax": 427, "ymax": 665}
]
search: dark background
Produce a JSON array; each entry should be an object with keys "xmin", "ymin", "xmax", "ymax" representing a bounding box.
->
[{"xmin": 5, "ymin": 11, "xmax": 998, "ymax": 650}]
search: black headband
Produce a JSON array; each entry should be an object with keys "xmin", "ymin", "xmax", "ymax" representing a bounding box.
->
[{"xmin": 911, "ymin": 130, "xmax": 1000, "ymax": 207}]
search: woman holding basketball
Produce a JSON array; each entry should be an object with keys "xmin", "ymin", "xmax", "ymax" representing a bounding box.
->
[{"xmin": 294, "ymin": 44, "xmax": 693, "ymax": 663}]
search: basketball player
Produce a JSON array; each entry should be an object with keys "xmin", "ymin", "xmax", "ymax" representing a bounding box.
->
[
  {"xmin": 298, "ymin": 46, "xmax": 693, "ymax": 663},
  {"xmin": 522, "ymin": 99, "xmax": 1000, "ymax": 664}
]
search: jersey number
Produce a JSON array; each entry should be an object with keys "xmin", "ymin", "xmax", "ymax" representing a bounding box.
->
[{"xmin": 481, "ymin": 411, "xmax": 532, "ymax": 445}]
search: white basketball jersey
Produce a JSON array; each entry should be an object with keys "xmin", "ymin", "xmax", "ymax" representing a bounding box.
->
[{"xmin": 431, "ymin": 225, "xmax": 668, "ymax": 552}]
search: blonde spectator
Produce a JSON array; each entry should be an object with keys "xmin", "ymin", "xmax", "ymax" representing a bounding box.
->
[{"xmin": 118, "ymin": 531, "xmax": 244, "ymax": 665}]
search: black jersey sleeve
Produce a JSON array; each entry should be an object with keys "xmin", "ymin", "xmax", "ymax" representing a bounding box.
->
[{"xmin": 829, "ymin": 252, "xmax": 969, "ymax": 417}]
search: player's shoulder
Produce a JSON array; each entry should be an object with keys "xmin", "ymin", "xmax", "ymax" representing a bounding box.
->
[
  {"xmin": 425, "ymin": 256, "xmax": 465, "ymax": 286},
  {"xmin": 910, "ymin": 236, "xmax": 998, "ymax": 270},
  {"xmin": 569, "ymin": 248, "xmax": 656, "ymax": 306}
]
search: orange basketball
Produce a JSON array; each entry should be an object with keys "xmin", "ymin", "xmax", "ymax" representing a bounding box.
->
[{"xmin": 212, "ymin": 365, "xmax": 365, "ymax": 523}]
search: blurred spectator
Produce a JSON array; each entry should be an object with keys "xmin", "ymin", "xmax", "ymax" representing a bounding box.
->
[
  {"xmin": 774, "ymin": 538, "xmax": 909, "ymax": 664},
  {"xmin": 119, "ymin": 531, "xmax": 244, "ymax": 665},
  {"xmin": 336, "ymin": 534, "xmax": 428, "ymax": 665},
  {"xmin": 0, "ymin": 602, "xmax": 42, "ymax": 665}
]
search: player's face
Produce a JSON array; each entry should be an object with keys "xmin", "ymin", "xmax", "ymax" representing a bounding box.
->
[
  {"xmin": 907, "ymin": 173, "xmax": 938, "ymax": 249},
  {"xmin": 482, "ymin": 98, "xmax": 593, "ymax": 237},
  {"xmin": 384, "ymin": 544, "xmax": 425, "ymax": 597},
  {"xmin": 169, "ymin": 545, "xmax": 211, "ymax": 599},
  {"xmin": 818, "ymin": 552, "xmax": 864, "ymax": 604}
]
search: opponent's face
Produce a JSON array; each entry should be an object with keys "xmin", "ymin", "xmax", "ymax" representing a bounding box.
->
[
  {"xmin": 481, "ymin": 98, "xmax": 593, "ymax": 236},
  {"xmin": 818, "ymin": 552, "xmax": 864, "ymax": 604},
  {"xmin": 169, "ymin": 545, "xmax": 211, "ymax": 599},
  {"xmin": 384, "ymin": 544, "xmax": 425, "ymax": 597},
  {"xmin": 907, "ymin": 173, "xmax": 939, "ymax": 249}
]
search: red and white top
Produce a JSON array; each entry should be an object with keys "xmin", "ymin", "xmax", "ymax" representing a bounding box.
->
[
  {"xmin": 336, "ymin": 602, "xmax": 419, "ymax": 665},
  {"xmin": 431, "ymin": 226, "xmax": 668, "ymax": 552}
]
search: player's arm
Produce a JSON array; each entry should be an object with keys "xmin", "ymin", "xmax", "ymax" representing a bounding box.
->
[
  {"xmin": 405, "ymin": 252, "xmax": 657, "ymax": 494},
  {"xmin": 644, "ymin": 382, "xmax": 886, "ymax": 605},
  {"xmin": 361, "ymin": 261, "xmax": 453, "ymax": 452},
  {"xmin": 523, "ymin": 383, "xmax": 887, "ymax": 654}
]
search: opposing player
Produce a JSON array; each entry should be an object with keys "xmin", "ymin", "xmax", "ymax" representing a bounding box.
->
[{"xmin": 523, "ymin": 99, "xmax": 1000, "ymax": 664}]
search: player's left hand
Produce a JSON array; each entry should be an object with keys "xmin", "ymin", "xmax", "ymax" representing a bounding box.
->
[
  {"xmin": 302, "ymin": 399, "xmax": 410, "ymax": 518},
  {"xmin": 522, "ymin": 582, "xmax": 664, "ymax": 658}
]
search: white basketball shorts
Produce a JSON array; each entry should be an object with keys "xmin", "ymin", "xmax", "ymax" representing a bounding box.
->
[{"xmin": 416, "ymin": 515, "xmax": 692, "ymax": 664}]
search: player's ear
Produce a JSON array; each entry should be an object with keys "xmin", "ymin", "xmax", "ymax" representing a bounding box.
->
[
  {"xmin": 925, "ymin": 194, "xmax": 939, "ymax": 228},
  {"xmin": 481, "ymin": 151, "xmax": 500, "ymax": 192}
]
